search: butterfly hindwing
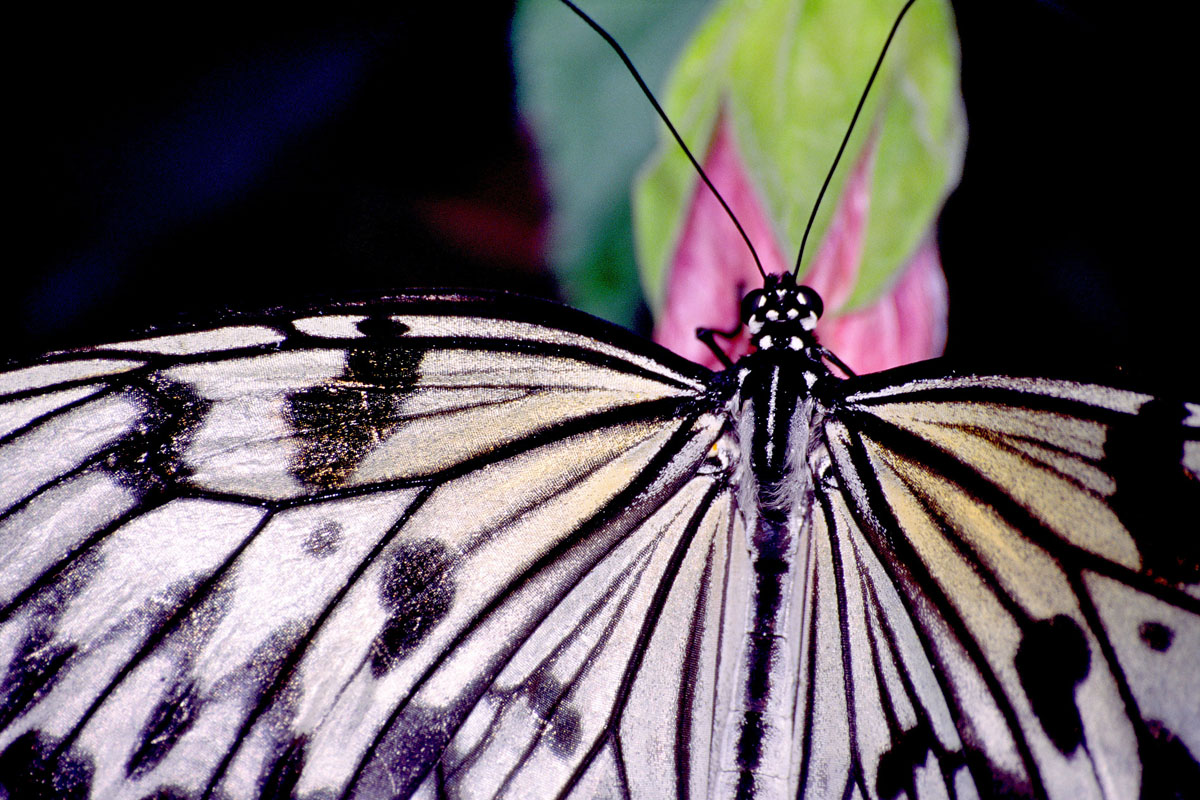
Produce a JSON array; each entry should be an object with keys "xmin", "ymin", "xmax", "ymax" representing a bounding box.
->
[{"xmin": 786, "ymin": 478, "xmax": 974, "ymax": 800}]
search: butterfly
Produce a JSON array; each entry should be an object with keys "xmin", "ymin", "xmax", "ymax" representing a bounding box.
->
[
  {"xmin": 3, "ymin": 3, "xmax": 1199, "ymax": 800},
  {"xmin": 1, "ymin": 274, "xmax": 1197, "ymax": 800}
]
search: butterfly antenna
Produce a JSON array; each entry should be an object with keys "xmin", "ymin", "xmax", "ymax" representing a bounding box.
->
[
  {"xmin": 792, "ymin": 0, "xmax": 918, "ymax": 276},
  {"xmin": 557, "ymin": 0, "xmax": 766, "ymax": 279}
]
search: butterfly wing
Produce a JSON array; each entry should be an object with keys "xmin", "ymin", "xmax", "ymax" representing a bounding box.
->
[
  {"xmin": 817, "ymin": 372, "xmax": 1200, "ymax": 799},
  {"xmin": 4, "ymin": 297, "xmax": 1198, "ymax": 800},
  {"xmin": 786, "ymin": 468, "xmax": 978, "ymax": 800},
  {"xmin": 0, "ymin": 294, "xmax": 740, "ymax": 800}
]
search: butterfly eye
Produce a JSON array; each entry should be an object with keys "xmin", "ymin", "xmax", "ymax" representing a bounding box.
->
[
  {"xmin": 741, "ymin": 289, "xmax": 767, "ymax": 323},
  {"xmin": 797, "ymin": 286, "xmax": 824, "ymax": 319}
]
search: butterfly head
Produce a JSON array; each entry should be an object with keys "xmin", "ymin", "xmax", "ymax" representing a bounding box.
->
[{"xmin": 741, "ymin": 272, "xmax": 823, "ymax": 353}]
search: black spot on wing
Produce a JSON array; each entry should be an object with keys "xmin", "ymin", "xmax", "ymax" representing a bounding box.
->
[
  {"xmin": 0, "ymin": 729, "xmax": 94, "ymax": 800},
  {"xmin": 0, "ymin": 627, "xmax": 75, "ymax": 729},
  {"xmin": 356, "ymin": 316, "xmax": 410, "ymax": 338},
  {"xmin": 107, "ymin": 375, "xmax": 211, "ymax": 496},
  {"xmin": 127, "ymin": 680, "xmax": 201, "ymax": 779},
  {"xmin": 875, "ymin": 723, "xmax": 937, "ymax": 800},
  {"xmin": 1141, "ymin": 718, "xmax": 1200, "ymax": 799},
  {"xmin": 369, "ymin": 538, "xmax": 455, "ymax": 677},
  {"xmin": 354, "ymin": 703, "xmax": 455, "ymax": 800},
  {"xmin": 1138, "ymin": 620, "xmax": 1175, "ymax": 652},
  {"xmin": 547, "ymin": 704, "xmax": 582, "ymax": 759},
  {"xmin": 1013, "ymin": 615, "xmax": 1090, "ymax": 754},
  {"xmin": 1105, "ymin": 398, "xmax": 1200, "ymax": 586},
  {"xmin": 525, "ymin": 671, "xmax": 564, "ymax": 720},
  {"xmin": 524, "ymin": 672, "xmax": 581, "ymax": 758},
  {"xmin": 260, "ymin": 735, "xmax": 307, "ymax": 800},
  {"xmin": 286, "ymin": 339, "xmax": 424, "ymax": 490},
  {"xmin": 303, "ymin": 520, "xmax": 343, "ymax": 558}
]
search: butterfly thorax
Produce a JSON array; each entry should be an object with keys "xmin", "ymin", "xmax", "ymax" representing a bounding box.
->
[{"xmin": 734, "ymin": 274, "xmax": 831, "ymax": 497}]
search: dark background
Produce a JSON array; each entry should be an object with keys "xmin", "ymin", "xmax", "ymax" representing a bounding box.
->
[{"xmin": 8, "ymin": 1, "xmax": 1196, "ymax": 396}]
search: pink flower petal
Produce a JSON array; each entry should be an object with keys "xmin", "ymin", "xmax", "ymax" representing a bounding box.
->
[
  {"xmin": 652, "ymin": 114, "xmax": 787, "ymax": 368},
  {"xmin": 824, "ymin": 237, "xmax": 948, "ymax": 374},
  {"xmin": 652, "ymin": 114, "xmax": 948, "ymax": 373},
  {"xmin": 799, "ymin": 134, "xmax": 876, "ymax": 314}
]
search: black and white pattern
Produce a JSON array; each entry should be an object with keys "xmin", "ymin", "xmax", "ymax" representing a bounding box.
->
[{"xmin": 0, "ymin": 288, "xmax": 1197, "ymax": 799}]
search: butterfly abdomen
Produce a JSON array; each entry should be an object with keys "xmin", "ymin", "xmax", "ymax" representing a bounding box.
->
[{"xmin": 715, "ymin": 356, "xmax": 826, "ymax": 799}]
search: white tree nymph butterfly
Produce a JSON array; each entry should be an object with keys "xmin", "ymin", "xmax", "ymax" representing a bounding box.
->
[{"xmin": 1, "ymin": 1, "xmax": 1197, "ymax": 799}]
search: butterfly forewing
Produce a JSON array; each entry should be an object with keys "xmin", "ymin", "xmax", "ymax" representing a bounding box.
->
[{"xmin": 0, "ymin": 295, "xmax": 734, "ymax": 799}]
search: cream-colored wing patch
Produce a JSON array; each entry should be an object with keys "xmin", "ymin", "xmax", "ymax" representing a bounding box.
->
[
  {"xmin": 391, "ymin": 314, "xmax": 706, "ymax": 392},
  {"xmin": 0, "ymin": 359, "xmax": 144, "ymax": 396},
  {"xmin": 94, "ymin": 326, "xmax": 285, "ymax": 355},
  {"xmin": 292, "ymin": 315, "xmax": 369, "ymax": 339},
  {"xmin": 861, "ymin": 403, "xmax": 1139, "ymax": 569},
  {"xmin": 847, "ymin": 376, "xmax": 1149, "ymax": 414}
]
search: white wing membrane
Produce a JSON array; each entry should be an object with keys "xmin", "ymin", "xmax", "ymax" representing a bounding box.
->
[
  {"xmin": 0, "ymin": 359, "xmax": 144, "ymax": 396},
  {"xmin": 787, "ymin": 474, "xmax": 970, "ymax": 800}
]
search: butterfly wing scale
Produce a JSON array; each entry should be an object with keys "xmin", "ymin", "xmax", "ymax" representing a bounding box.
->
[
  {"xmin": 786, "ymin": 475, "xmax": 974, "ymax": 800},
  {"xmin": 410, "ymin": 477, "xmax": 735, "ymax": 800}
]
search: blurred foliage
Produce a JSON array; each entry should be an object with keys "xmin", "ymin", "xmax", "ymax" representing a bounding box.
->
[{"xmin": 513, "ymin": 0, "xmax": 714, "ymax": 328}]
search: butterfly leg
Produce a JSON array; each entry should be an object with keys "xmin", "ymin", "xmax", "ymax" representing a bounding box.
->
[
  {"xmin": 817, "ymin": 344, "xmax": 857, "ymax": 378},
  {"xmin": 695, "ymin": 281, "xmax": 747, "ymax": 369},
  {"xmin": 696, "ymin": 326, "xmax": 739, "ymax": 369}
]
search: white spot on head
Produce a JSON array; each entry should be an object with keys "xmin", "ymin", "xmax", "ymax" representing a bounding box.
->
[
  {"xmin": 748, "ymin": 319, "xmax": 764, "ymax": 334},
  {"xmin": 775, "ymin": 289, "xmax": 787, "ymax": 298},
  {"xmin": 801, "ymin": 313, "xmax": 817, "ymax": 331},
  {"xmin": 759, "ymin": 335, "xmax": 773, "ymax": 349},
  {"xmin": 788, "ymin": 337, "xmax": 802, "ymax": 350},
  {"xmin": 766, "ymin": 309, "xmax": 779, "ymax": 321},
  {"xmin": 786, "ymin": 308, "xmax": 799, "ymax": 319},
  {"xmin": 756, "ymin": 296, "xmax": 767, "ymax": 308}
]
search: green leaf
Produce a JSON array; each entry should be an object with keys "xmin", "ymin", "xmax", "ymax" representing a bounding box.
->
[{"xmin": 635, "ymin": 0, "xmax": 965, "ymax": 311}]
